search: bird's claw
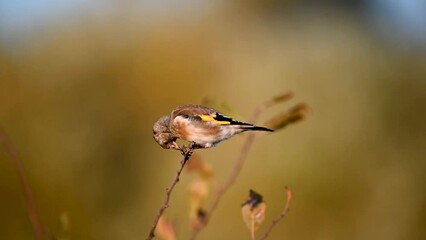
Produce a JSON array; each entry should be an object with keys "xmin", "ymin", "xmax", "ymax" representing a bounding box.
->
[{"xmin": 169, "ymin": 141, "xmax": 180, "ymax": 150}]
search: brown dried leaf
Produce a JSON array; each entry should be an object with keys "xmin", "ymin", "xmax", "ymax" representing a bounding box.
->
[
  {"xmin": 251, "ymin": 202, "xmax": 266, "ymax": 230},
  {"xmin": 271, "ymin": 91, "xmax": 294, "ymax": 104},
  {"xmin": 264, "ymin": 103, "xmax": 308, "ymax": 131},
  {"xmin": 242, "ymin": 203, "xmax": 253, "ymax": 230}
]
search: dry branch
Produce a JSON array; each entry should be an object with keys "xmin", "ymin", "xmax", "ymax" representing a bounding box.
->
[{"xmin": 146, "ymin": 149, "xmax": 193, "ymax": 240}]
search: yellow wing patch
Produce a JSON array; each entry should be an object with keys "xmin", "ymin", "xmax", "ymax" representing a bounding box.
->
[{"xmin": 199, "ymin": 115, "xmax": 231, "ymax": 125}]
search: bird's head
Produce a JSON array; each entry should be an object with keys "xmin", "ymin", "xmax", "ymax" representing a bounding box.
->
[{"xmin": 153, "ymin": 115, "xmax": 177, "ymax": 149}]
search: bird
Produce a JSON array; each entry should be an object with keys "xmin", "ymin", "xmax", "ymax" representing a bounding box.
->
[{"xmin": 153, "ymin": 104, "xmax": 273, "ymax": 151}]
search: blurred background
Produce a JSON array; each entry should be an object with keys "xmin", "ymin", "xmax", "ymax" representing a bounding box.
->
[{"xmin": 1, "ymin": 0, "xmax": 425, "ymax": 239}]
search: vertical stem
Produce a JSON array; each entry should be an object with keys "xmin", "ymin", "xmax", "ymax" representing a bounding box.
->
[{"xmin": 0, "ymin": 126, "xmax": 44, "ymax": 240}]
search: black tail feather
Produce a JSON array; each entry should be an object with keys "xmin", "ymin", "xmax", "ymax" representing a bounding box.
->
[{"xmin": 243, "ymin": 125, "xmax": 274, "ymax": 132}]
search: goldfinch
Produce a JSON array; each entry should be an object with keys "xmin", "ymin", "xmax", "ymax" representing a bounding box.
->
[{"xmin": 153, "ymin": 104, "xmax": 273, "ymax": 150}]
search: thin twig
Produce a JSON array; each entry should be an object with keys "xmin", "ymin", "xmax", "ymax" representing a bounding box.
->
[
  {"xmin": 146, "ymin": 150, "xmax": 193, "ymax": 240},
  {"xmin": 188, "ymin": 93, "xmax": 292, "ymax": 240},
  {"xmin": 0, "ymin": 126, "xmax": 44, "ymax": 240},
  {"xmin": 259, "ymin": 187, "xmax": 293, "ymax": 240}
]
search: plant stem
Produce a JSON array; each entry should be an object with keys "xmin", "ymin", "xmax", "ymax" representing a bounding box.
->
[
  {"xmin": 0, "ymin": 126, "xmax": 44, "ymax": 240},
  {"xmin": 259, "ymin": 187, "xmax": 293, "ymax": 240},
  {"xmin": 146, "ymin": 151, "xmax": 192, "ymax": 240}
]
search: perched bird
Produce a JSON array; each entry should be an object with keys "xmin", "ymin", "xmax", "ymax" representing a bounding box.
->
[{"xmin": 153, "ymin": 104, "xmax": 273, "ymax": 151}]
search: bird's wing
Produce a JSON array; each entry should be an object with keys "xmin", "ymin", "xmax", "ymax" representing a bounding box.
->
[{"xmin": 171, "ymin": 105, "xmax": 251, "ymax": 126}]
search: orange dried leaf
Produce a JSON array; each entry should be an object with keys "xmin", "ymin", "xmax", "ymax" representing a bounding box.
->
[
  {"xmin": 185, "ymin": 153, "xmax": 214, "ymax": 180},
  {"xmin": 185, "ymin": 153, "xmax": 203, "ymax": 173},
  {"xmin": 155, "ymin": 216, "xmax": 176, "ymax": 240},
  {"xmin": 188, "ymin": 179, "xmax": 210, "ymax": 224},
  {"xmin": 286, "ymin": 186, "xmax": 293, "ymax": 203}
]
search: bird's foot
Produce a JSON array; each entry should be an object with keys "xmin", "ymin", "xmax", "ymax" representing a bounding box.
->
[{"xmin": 168, "ymin": 141, "xmax": 181, "ymax": 151}]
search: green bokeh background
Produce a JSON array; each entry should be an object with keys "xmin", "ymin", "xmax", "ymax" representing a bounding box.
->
[{"xmin": 1, "ymin": 1, "xmax": 425, "ymax": 239}]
